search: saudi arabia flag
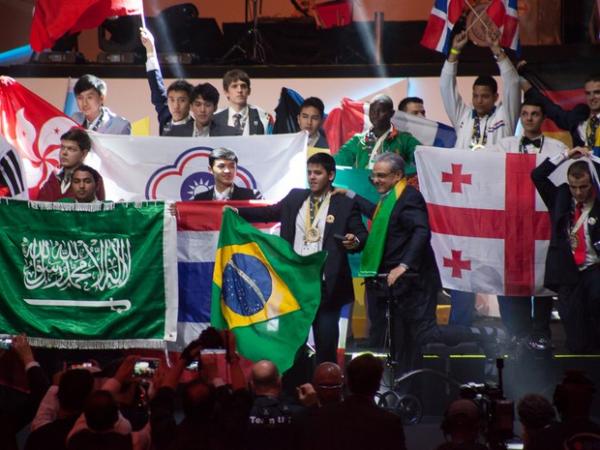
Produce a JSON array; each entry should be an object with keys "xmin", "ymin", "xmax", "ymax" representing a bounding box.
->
[{"xmin": 211, "ymin": 209, "xmax": 326, "ymax": 373}]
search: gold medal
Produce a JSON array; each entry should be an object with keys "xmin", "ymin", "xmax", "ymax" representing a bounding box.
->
[
  {"xmin": 305, "ymin": 227, "xmax": 321, "ymax": 243},
  {"xmin": 570, "ymin": 234, "xmax": 579, "ymax": 249}
]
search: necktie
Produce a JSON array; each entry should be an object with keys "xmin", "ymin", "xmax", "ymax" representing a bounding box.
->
[
  {"xmin": 521, "ymin": 137, "xmax": 542, "ymax": 150},
  {"xmin": 587, "ymin": 115, "xmax": 600, "ymax": 147},
  {"xmin": 233, "ymin": 113, "xmax": 243, "ymax": 133},
  {"xmin": 572, "ymin": 202, "xmax": 586, "ymax": 265}
]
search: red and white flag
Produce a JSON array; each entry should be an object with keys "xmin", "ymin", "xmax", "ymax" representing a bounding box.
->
[
  {"xmin": 30, "ymin": 0, "xmax": 144, "ymax": 52},
  {"xmin": 322, "ymin": 98, "xmax": 370, "ymax": 155},
  {"xmin": 415, "ymin": 146, "xmax": 560, "ymax": 296},
  {"xmin": 0, "ymin": 77, "xmax": 77, "ymax": 199}
]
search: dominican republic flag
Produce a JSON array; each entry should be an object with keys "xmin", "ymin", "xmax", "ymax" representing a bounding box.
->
[
  {"xmin": 487, "ymin": 0, "xmax": 520, "ymax": 52},
  {"xmin": 415, "ymin": 146, "xmax": 565, "ymax": 296},
  {"xmin": 420, "ymin": 0, "xmax": 466, "ymax": 54},
  {"xmin": 323, "ymin": 97, "xmax": 457, "ymax": 154},
  {"xmin": 420, "ymin": 0, "xmax": 519, "ymax": 54}
]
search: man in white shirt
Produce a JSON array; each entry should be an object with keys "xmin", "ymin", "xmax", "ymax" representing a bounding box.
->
[
  {"xmin": 440, "ymin": 30, "xmax": 520, "ymax": 150},
  {"xmin": 489, "ymin": 100, "xmax": 567, "ymax": 351},
  {"xmin": 212, "ymin": 69, "xmax": 273, "ymax": 136},
  {"xmin": 440, "ymin": 29, "xmax": 521, "ymax": 327}
]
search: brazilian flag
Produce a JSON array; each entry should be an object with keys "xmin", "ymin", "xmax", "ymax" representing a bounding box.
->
[{"xmin": 211, "ymin": 209, "xmax": 326, "ymax": 373}]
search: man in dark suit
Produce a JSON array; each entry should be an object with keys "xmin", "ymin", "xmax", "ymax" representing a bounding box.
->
[
  {"xmin": 165, "ymin": 83, "xmax": 239, "ymax": 138},
  {"xmin": 212, "ymin": 69, "xmax": 272, "ymax": 136},
  {"xmin": 531, "ymin": 146, "xmax": 600, "ymax": 353},
  {"xmin": 297, "ymin": 97, "xmax": 328, "ymax": 149},
  {"xmin": 193, "ymin": 148, "xmax": 262, "ymax": 201},
  {"xmin": 234, "ymin": 152, "xmax": 367, "ymax": 363},
  {"xmin": 140, "ymin": 27, "xmax": 193, "ymax": 135},
  {"xmin": 302, "ymin": 353, "xmax": 406, "ymax": 450},
  {"xmin": 348, "ymin": 153, "xmax": 499, "ymax": 373}
]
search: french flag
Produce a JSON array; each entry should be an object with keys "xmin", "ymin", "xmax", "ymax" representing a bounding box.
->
[
  {"xmin": 323, "ymin": 97, "xmax": 457, "ymax": 155},
  {"xmin": 420, "ymin": 0, "xmax": 466, "ymax": 54}
]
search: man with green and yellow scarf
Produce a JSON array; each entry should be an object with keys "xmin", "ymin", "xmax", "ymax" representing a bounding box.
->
[{"xmin": 346, "ymin": 153, "xmax": 503, "ymax": 373}]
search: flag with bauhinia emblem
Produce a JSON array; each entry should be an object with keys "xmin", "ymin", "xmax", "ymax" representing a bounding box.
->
[
  {"xmin": 0, "ymin": 200, "xmax": 178, "ymax": 348},
  {"xmin": 211, "ymin": 209, "xmax": 326, "ymax": 373}
]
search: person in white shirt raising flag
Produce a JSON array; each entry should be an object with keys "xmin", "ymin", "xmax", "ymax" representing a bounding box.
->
[{"xmin": 440, "ymin": 28, "xmax": 520, "ymax": 328}]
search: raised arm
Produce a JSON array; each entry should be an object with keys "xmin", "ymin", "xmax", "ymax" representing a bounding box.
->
[{"xmin": 440, "ymin": 31, "xmax": 470, "ymax": 129}]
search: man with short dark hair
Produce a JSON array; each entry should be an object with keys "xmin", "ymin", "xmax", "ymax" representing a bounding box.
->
[
  {"xmin": 517, "ymin": 394, "xmax": 556, "ymax": 449},
  {"xmin": 235, "ymin": 153, "xmax": 367, "ymax": 363},
  {"xmin": 334, "ymin": 94, "xmax": 421, "ymax": 176},
  {"xmin": 193, "ymin": 147, "xmax": 262, "ymax": 200},
  {"xmin": 441, "ymin": 30, "xmax": 520, "ymax": 150},
  {"xmin": 398, "ymin": 96, "xmax": 426, "ymax": 117},
  {"xmin": 532, "ymin": 146, "xmax": 600, "ymax": 353},
  {"xmin": 212, "ymin": 69, "xmax": 273, "ymax": 136},
  {"xmin": 25, "ymin": 369, "xmax": 95, "ymax": 450},
  {"xmin": 528, "ymin": 371, "xmax": 600, "ymax": 450},
  {"xmin": 38, "ymin": 128, "xmax": 105, "ymax": 202},
  {"xmin": 298, "ymin": 97, "xmax": 328, "ymax": 148},
  {"xmin": 72, "ymin": 74, "xmax": 130, "ymax": 135},
  {"xmin": 68, "ymin": 165, "xmax": 101, "ymax": 203},
  {"xmin": 164, "ymin": 83, "xmax": 239, "ymax": 137},
  {"xmin": 303, "ymin": 353, "xmax": 406, "ymax": 450},
  {"xmin": 140, "ymin": 27, "xmax": 194, "ymax": 135}
]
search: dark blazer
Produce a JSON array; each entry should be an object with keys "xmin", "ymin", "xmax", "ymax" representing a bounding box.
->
[
  {"xmin": 165, "ymin": 119, "xmax": 240, "ymax": 137},
  {"xmin": 314, "ymin": 132, "xmax": 329, "ymax": 149},
  {"xmin": 355, "ymin": 186, "xmax": 441, "ymax": 286},
  {"xmin": 146, "ymin": 68, "xmax": 172, "ymax": 136},
  {"xmin": 193, "ymin": 185, "xmax": 262, "ymax": 200},
  {"xmin": 239, "ymin": 188, "xmax": 368, "ymax": 309},
  {"xmin": 212, "ymin": 107, "xmax": 266, "ymax": 135},
  {"xmin": 525, "ymin": 87, "xmax": 590, "ymax": 147},
  {"xmin": 531, "ymin": 158, "xmax": 600, "ymax": 290},
  {"xmin": 303, "ymin": 395, "xmax": 406, "ymax": 450}
]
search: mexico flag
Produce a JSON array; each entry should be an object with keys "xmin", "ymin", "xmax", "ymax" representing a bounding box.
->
[{"xmin": 415, "ymin": 147, "xmax": 564, "ymax": 296}]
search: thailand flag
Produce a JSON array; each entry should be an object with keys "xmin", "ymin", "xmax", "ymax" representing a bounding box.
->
[
  {"xmin": 420, "ymin": 0, "xmax": 466, "ymax": 54},
  {"xmin": 174, "ymin": 201, "xmax": 278, "ymax": 347}
]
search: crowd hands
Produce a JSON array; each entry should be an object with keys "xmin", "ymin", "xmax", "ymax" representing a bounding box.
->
[{"xmin": 2, "ymin": 333, "xmax": 600, "ymax": 450}]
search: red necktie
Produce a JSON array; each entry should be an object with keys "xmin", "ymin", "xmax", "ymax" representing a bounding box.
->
[{"xmin": 573, "ymin": 202, "xmax": 586, "ymax": 265}]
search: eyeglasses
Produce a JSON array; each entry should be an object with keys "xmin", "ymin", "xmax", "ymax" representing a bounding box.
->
[
  {"xmin": 316, "ymin": 383, "xmax": 343, "ymax": 390},
  {"xmin": 369, "ymin": 171, "xmax": 396, "ymax": 181}
]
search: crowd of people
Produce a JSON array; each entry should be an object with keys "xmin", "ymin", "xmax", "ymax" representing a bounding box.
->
[{"xmin": 1, "ymin": 331, "xmax": 599, "ymax": 449}]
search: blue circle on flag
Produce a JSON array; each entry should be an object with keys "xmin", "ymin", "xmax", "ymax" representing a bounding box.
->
[
  {"xmin": 223, "ymin": 253, "xmax": 272, "ymax": 316},
  {"xmin": 180, "ymin": 172, "xmax": 214, "ymax": 200}
]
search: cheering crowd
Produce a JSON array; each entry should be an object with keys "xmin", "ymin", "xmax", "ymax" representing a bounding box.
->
[{"xmin": 1, "ymin": 22, "xmax": 600, "ymax": 449}]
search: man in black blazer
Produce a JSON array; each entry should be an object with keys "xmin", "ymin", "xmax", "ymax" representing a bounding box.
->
[
  {"xmin": 532, "ymin": 147, "xmax": 600, "ymax": 352},
  {"xmin": 348, "ymin": 153, "xmax": 500, "ymax": 373},
  {"xmin": 165, "ymin": 83, "xmax": 240, "ymax": 138},
  {"xmin": 235, "ymin": 152, "xmax": 367, "ymax": 364},
  {"xmin": 211, "ymin": 69, "xmax": 272, "ymax": 136},
  {"xmin": 194, "ymin": 148, "xmax": 262, "ymax": 201}
]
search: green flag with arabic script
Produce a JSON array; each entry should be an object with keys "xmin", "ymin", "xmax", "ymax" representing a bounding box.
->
[{"xmin": 0, "ymin": 200, "xmax": 178, "ymax": 348}]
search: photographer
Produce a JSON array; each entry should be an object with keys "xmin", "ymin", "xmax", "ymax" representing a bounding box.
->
[{"xmin": 437, "ymin": 399, "xmax": 489, "ymax": 450}]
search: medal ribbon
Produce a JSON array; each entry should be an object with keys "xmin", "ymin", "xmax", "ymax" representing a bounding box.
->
[{"xmin": 304, "ymin": 192, "xmax": 330, "ymax": 243}]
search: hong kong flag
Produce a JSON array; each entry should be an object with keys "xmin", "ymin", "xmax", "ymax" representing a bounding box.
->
[
  {"xmin": 415, "ymin": 147, "xmax": 562, "ymax": 296},
  {"xmin": 0, "ymin": 77, "xmax": 78, "ymax": 199},
  {"xmin": 30, "ymin": 0, "xmax": 143, "ymax": 52}
]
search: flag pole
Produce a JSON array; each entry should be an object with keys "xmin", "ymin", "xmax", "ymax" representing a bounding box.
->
[{"xmin": 139, "ymin": 1, "xmax": 147, "ymax": 29}]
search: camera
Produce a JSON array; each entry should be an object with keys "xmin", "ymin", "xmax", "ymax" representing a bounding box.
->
[
  {"xmin": 0, "ymin": 337, "xmax": 12, "ymax": 349},
  {"xmin": 133, "ymin": 358, "xmax": 160, "ymax": 378}
]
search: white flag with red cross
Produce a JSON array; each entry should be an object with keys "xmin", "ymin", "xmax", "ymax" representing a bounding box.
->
[{"xmin": 415, "ymin": 146, "xmax": 562, "ymax": 296}]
